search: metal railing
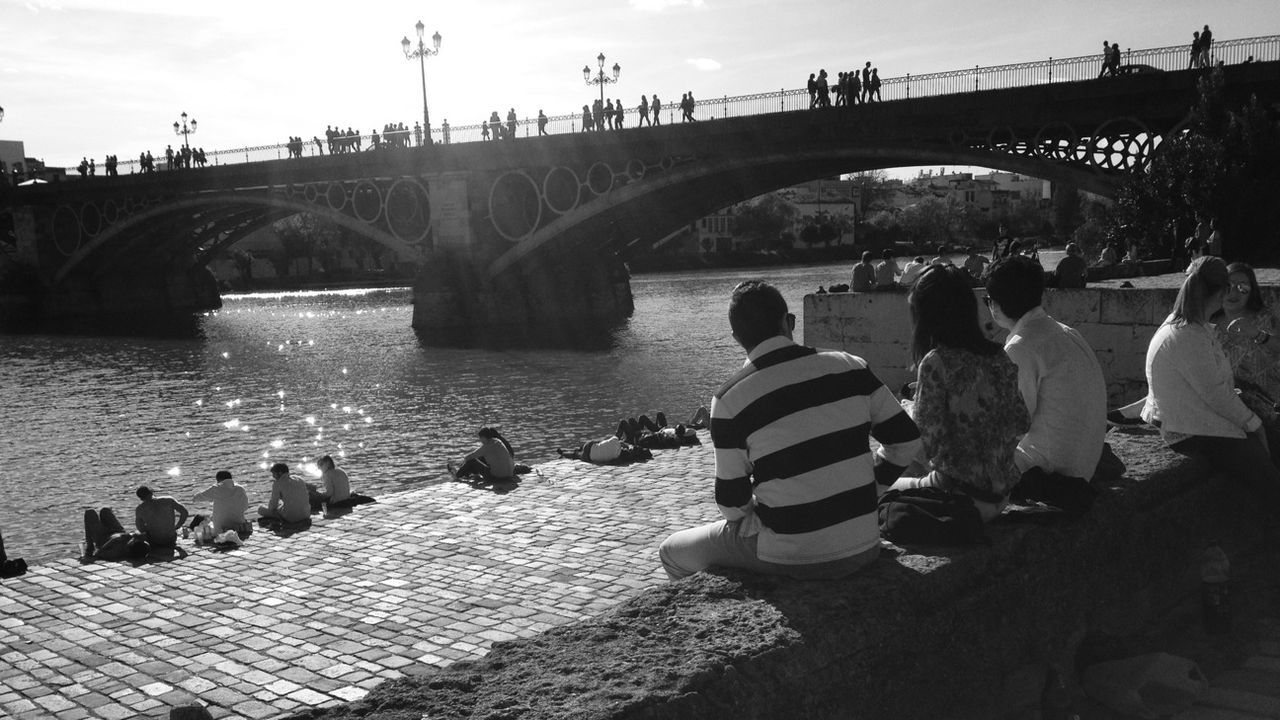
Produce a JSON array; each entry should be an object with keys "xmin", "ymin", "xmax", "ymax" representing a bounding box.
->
[{"xmin": 101, "ymin": 34, "xmax": 1279, "ymax": 175}]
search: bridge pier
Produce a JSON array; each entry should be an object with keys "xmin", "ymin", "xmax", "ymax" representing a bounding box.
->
[
  {"xmin": 0, "ymin": 260, "xmax": 221, "ymax": 333},
  {"xmin": 412, "ymin": 247, "xmax": 634, "ymax": 346}
]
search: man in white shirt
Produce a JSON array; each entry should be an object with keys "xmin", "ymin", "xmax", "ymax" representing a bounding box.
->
[
  {"xmin": 899, "ymin": 256, "xmax": 927, "ymax": 288},
  {"xmin": 985, "ymin": 255, "xmax": 1108, "ymax": 489},
  {"xmin": 193, "ymin": 470, "xmax": 249, "ymax": 533}
]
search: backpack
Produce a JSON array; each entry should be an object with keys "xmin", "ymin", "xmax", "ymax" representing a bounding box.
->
[{"xmin": 877, "ymin": 487, "xmax": 986, "ymax": 545}]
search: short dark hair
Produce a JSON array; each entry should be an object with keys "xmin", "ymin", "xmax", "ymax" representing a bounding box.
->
[
  {"xmin": 985, "ymin": 255, "xmax": 1044, "ymax": 320},
  {"xmin": 881, "ymin": 248, "xmax": 894, "ymax": 260},
  {"xmin": 861, "ymin": 250, "xmax": 873, "ymax": 263},
  {"xmin": 136, "ymin": 486, "xmax": 153, "ymax": 500},
  {"xmin": 270, "ymin": 462, "xmax": 289, "ymax": 476},
  {"xmin": 729, "ymin": 280, "xmax": 788, "ymax": 349},
  {"xmin": 215, "ymin": 470, "xmax": 232, "ymax": 481},
  {"xmin": 318, "ymin": 455, "xmax": 334, "ymax": 468}
]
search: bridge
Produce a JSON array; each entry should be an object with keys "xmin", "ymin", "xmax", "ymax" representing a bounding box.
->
[{"xmin": 2, "ymin": 36, "xmax": 1280, "ymax": 343}]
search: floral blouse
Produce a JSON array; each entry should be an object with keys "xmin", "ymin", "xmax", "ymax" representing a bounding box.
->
[
  {"xmin": 914, "ymin": 346, "xmax": 1030, "ymax": 499},
  {"xmin": 1216, "ymin": 310, "xmax": 1280, "ymax": 425}
]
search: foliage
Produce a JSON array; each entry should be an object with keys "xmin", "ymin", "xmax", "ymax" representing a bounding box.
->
[
  {"xmin": 1111, "ymin": 68, "xmax": 1280, "ymax": 263},
  {"xmin": 731, "ymin": 195, "xmax": 798, "ymax": 251}
]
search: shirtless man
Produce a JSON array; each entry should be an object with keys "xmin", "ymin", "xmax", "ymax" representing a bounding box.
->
[
  {"xmin": 134, "ymin": 486, "xmax": 189, "ymax": 548},
  {"xmin": 316, "ymin": 455, "xmax": 351, "ymax": 505},
  {"xmin": 257, "ymin": 463, "xmax": 311, "ymax": 523}
]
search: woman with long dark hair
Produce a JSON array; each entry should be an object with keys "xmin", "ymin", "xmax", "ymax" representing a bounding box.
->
[
  {"xmin": 889, "ymin": 265, "xmax": 1029, "ymax": 520},
  {"xmin": 1143, "ymin": 257, "xmax": 1280, "ymax": 501},
  {"xmin": 1216, "ymin": 262, "xmax": 1280, "ymax": 449}
]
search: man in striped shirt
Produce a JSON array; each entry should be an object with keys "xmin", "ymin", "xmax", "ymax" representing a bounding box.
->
[{"xmin": 659, "ymin": 281, "xmax": 922, "ymax": 580}]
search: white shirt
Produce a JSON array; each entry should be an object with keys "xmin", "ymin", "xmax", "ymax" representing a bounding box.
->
[
  {"xmin": 900, "ymin": 261, "xmax": 927, "ymax": 288},
  {"xmin": 192, "ymin": 479, "xmax": 249, "ymax": 533},
  {"xmin": 1004, "ymin": 307, "xmax": 1108, "ymax": 478},
  {"xmin": 1143, "ymin": 316, "xmax": 1260, "ymax": 440}
]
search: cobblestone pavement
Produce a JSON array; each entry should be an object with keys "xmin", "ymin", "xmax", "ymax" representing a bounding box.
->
[
  {"xmin": 0, "ymin": 438, "xmax": 721, "ymax": 719},
  {"xmin": 1, "ymin": 431, "xmax": 1277, "ymax": 720}
]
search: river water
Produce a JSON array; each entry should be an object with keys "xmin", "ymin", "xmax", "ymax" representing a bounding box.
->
[{"xmin": 0, "ymin": 262, "xmax": 859, "ymax": 564}]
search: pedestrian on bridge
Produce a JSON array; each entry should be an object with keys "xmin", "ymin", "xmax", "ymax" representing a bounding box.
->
[
  {"xmin": 1200, "ymin": 25, "xmax": 1214, "ymax": 67},
  {"xmin": 638, "ymin": 95, "xmax": 651, "ymax": 126},
  {"xmin": 1099, "ymin": 41, "xmax": 1114, "ymax": 77},
  {"xmin": 507, "ymin": 108, "xmax": 518, "ymax": 138},
  {"xmin": 615, "ymin": 99, "xmax": 625, "ymax": 129},
  {"xmin": 861, "ymin": 62, "xmax": 872, "ymax": 102},
  {"xmin": 815, "ymin": 71, "xmax": 830, "ymax": 109},
  {"xmin": 651, "ymin": 95, "xmax": 662, "ymax": 125},
  {"xmin": 807, "ymin": 73, "xmax": 817, "ymax": 108},
  {"xmin": 848, "ymin": 70, "xmax": 861, "ymax": 105},
  {"xmin": 442, "ymin": 119, "xmax": 451, "ymax": 144},
  {"xmin": 538, "ymin": 110, "xmax": 548, "ymax": 136},
  {"xmin": 869, "ymin": 69, "xmax": 882, "ymax": 102},
  {"xmin": 605, "ymin": 99, "xmax": 616, "ymax": 129},
  {"xmin": 581, "ymin": 105, "xmax": 592, "ymax": 133}
]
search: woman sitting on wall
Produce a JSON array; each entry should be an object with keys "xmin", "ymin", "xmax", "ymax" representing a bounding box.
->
[
  {"xmin": 1142, "ymin": 256, "xmax": 1280, "ymax": 502},
  {"xmin": 887, "ymin": 265, "xmax": 1030, "ymax": 521}
]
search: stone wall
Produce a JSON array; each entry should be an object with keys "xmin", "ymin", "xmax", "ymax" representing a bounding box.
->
[{"xmin": 804, "ymin": 286, "xmax": 1280, "ymax": 404}]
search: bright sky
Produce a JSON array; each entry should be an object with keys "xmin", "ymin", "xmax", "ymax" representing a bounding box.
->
[{"xmin": 1, "ymin": 0, "xmax": 1277, "ymax": 169}]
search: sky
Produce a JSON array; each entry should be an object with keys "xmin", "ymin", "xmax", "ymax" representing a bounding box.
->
[{"xmin": 1, "ymin": 0, "xmax": 1277, "ymax": 171}]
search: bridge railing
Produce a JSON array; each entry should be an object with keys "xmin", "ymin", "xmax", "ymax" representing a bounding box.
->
[{"xmin": 105, "ymin": 34, "xmax": 1280, "ymax": 175}]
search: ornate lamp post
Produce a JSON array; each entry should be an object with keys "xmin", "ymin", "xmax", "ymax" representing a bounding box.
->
[
  {"xmin": 401, "ymin": 21, "xmax": 441, "ymax": 145},
  {"xmin": 583, "ymin": 52, "xmax": 621, "ymax": 106},
  {"xmin": 173, "ymin": 112, "xmax": 197, "ymax": 149}
]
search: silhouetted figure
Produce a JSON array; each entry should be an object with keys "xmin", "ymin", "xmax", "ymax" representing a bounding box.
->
[
  {"xmin": 593, "ymin": 98, "xmax": 605, "ymax": 131},
  {"xmin": 861, "ymin": 62, "xmax": 872, "ymax": 102},
  {"xmin": 1098, "ymin": 41, "xmax": 1113, "ymax": 77},
  {"xmin": 651, "ymin": 95, "xmax": 662, "ymax": 125},
  {"xmin": 815, "ymin": 69, "xmax": 830, "ymax": 108},
  {"xmin": 638, "ymin": 95, "xmax": 650, "ymax": 126},
  {"xmin": 165, "ymin": 146, "xmax": 174, "ymax": 170},
  {"xmin": 807, "ymin": 72, "xmax": 817, "ymax": 108},
  {"xmin": 138, "ymin": 151, "xmax": 147, "ymax": 171},
  {"xmin": 615, "ymin": 98, "xmax": 624, "ymax": 129},
  {"xmin": 76, "ymin": 157, "xmax": 88, "ymax": 176},
  {"xmin": 442, "ymin": 119, "xmax": 451, "ymax": 144},
  {"xmin": 581, "ymin": 105, "xmax": 592, "ymax": 132},
  {"xmin": 1200, "ymin": 25, "xmax": 1213, "ymax": 67},
  {"xmin": 1109, "ymin": 42, "xmax": 1122, "ymax": 75},
  {"xmin": 145, "ymin": 150, "xmax": 154, "ymax": 171},
  {"xmin": 537, "ymin": 110, "xmax": 548, "ymax": 135},
  {"xmin": 490, "ymin": 111, "xmax": 502, "ymax": 140},
  {"xmin": 834, "ymin": 71, "xmax": 847, "ymax": 107},
  {"xmin": 848, "ymin": 70, "xmax": 861, "ymax": 105},
  {"xmin": 683, "ymin": 91, "xmax": 698, "ymax": 121},
  {"xmin": 605, "ymin": 99, "xmax": 615, "ymax": 129},
  {"xmin": 482, "ymin": 118, "xmax": 491, "ymax": 141},
  {"xmin": 506, "ymin": 108, "xmax": 517, "ymax": 138},
  {"xmin": 869, "ymin": 68, "xmax": 881, "ymax": 101}
]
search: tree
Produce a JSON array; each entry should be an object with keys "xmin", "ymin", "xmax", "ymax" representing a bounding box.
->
[
  {"xmin": 846, "ymin": 170, "xmax": 892, "ymax": 213},
  {"xmin": 731, "ymin": 195, "xmax": 799, "ymax": 251},
  {"xmin": 1112, "ymin": 68, "xmax": 1280, "ymax": 263}
]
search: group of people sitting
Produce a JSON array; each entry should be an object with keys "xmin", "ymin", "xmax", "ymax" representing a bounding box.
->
[
  {"xmin": 658, "ymin": 253, "xmax": 1279, "ymax": 580},
  {"xmin": 81, "ymin": 455, "xmax": 365, "ymax": 561}
]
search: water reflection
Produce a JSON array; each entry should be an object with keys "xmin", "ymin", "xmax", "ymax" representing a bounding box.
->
[{"xmin": 0, "ymin": 263, "xmax": 856, "ymax": 563}]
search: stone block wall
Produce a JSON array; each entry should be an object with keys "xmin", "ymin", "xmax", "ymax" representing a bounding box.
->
[{"xmin": 805, "ymin": 286, "xmax": 1280, "ymax": 404}]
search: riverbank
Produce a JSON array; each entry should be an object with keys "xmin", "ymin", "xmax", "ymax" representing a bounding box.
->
[{"xmin": 2, "ymin": 430, "xmax": 1276, "ymax": 720}]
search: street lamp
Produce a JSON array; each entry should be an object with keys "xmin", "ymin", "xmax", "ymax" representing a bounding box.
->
[
  {"xmin": 583, "ymin": 52, "xmax": 621, "ymax": 106},
  {"xmin": 401, "ymin": 21, "xmax": 441, "ymax": 145},
  {"xmin": 173, "ymin": 112, "xmax": 197, "ymax": 149}
]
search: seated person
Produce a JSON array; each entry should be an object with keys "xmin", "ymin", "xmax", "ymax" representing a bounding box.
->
[
  {"xmin": 193, "ymin": 470, "xmax": 249, "ymax": 534},
  {"xmin": 83, "ymin": 508, "xmax": 149, "ymax": 560},
  {"xmin": 961, "ymin": 246, "xmax": 989, "ymax": 280},
  {"xmin": 316, "ymin": 455, "xmax": 353, "ymax": 505},
  {"xmin": 257, "ymin": 462, "xmax": 312, "ymax": 523},
  {"xmin": 887, "ymin": 266, "xmax": 1030, "ymax": 521},
  {"xmin": 134, "ymin": 485, "xmax": 189, "ymax": 548},
  {"xmin": 1053, "ymin": 243, "xmax": 1088, "ymax": 288},
  {"xmin": 928, "ymin": 244, "xmax": 952, "ymax": 266},
  {"xmin": 448, "ymin": 427, "xmax": 515, "ymax": 483},
  {"xmin": 986, "ymin": 256, "xmax": 1108, "ymax": 510},
  {"xmin": 659, "ymin": 281, "xmax": 921, "ymax": 580},
  {"xmin": 874, "ymin": 250, "xmax": 900, "ymax": 290},
  {"xmin": 851, "ymin": 251, "xmax": 877, "ymax": 292},
  {"xmin": 1095, "ymin": 242, "xmax": 1119, "ymax": 267},
  {"xmin": 687, "ymin": 406, "xmax": 710, "ymax": 429},
  {"xmin": 899, "ymin": 256, "xmax": 928, "ymax": 288}
]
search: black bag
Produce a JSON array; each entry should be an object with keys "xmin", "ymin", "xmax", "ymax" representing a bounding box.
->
[
  {"xmin": 877, "ymin": 487, "xmax": 986, "ymax": 545},
  {"xmin": 1009, "ymin": 467, "xmax": 1097, "ymax": 517}
]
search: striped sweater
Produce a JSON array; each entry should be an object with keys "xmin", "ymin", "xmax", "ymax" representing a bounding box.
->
[{"xmin": 711, "ymin": 336, "xmax": 921, "ymax": 565}]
